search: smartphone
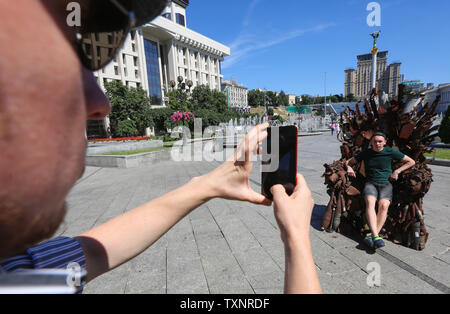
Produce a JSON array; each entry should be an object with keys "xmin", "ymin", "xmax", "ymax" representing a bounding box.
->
[{"xmin": 261, "ymin": 126, "xmax": 298, "ymax": 200}]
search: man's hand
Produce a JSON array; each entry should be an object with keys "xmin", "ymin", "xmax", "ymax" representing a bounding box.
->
[
  {"xmin": 390, "ymin": 170, "xmax": 400, "ymax": 181},
  {"xmin": 270, "ymin": 174, "xmax": 314, "ymax": 244},
  {"xmin": 201, "ymin": 123, "xmax": 271, "ymax": 205},
  {"xmin": 270, "ymin": 174, "xmax": 322, "ymax": 294}
]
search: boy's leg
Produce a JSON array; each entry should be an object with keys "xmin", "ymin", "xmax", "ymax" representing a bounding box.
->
[
  {"xmin": 375, "ymin": 183, "xmax": 392, "ymax": 235},
  {"xmin": 376, "ymin": 199, "xmax": 390, "ymax": 235},
  {"xmin": 365, "ymin": 196, "xmax": 378, "ymax": 236}
]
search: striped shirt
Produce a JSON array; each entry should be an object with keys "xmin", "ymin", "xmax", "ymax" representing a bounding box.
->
[{"xmin": 0, "ymin": 237, "xmax": 86, "ymax": 293}]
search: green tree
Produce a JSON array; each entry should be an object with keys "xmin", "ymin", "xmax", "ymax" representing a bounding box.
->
[
  {"xmin": 439, "ymin": 106, "xmax": 450, "ymax": 144},
  {"xmin": 148, "ymin": 107, "xmax": 175, "ymax": 134},
  {"xmin": 117, "ymin": 120, "xmax": 139, "ymax": 137},
  {"xmin": 277, "ymin": 90, "xmax": 289, "ymax": 107},
  {"xmin": 189, "ymin": 85, "xmax": 227, "ymax": 112},
  {"xmin": 210, "ymin": 89, "xmax": 228, "ymax": 113},
  {"xmin": 248, "ymin": 89, "xmax": 265, "ymax": 107},
  {"xmin": 266, "ymin": 91, "xmax": 278, "ymax": 106},
  {"xmin": 191, "ymin": 85, "xmax": 213, "ymax": 110},
  {"xmin": 344, "ymin": 94, "xmax": 356, "ymax": 102},
  {"xmin": 105, "ymin": 80, "xmax": 154, "ymax": 137},
  {"xmin": 334, "ymin": 94, "xmax": 344, "ymax": 102},
  {"xmin": 301, "ymin": 95, "xmax": 314, "ymax": 105},
  {"xmin": 167, "ymin": 89, "xmax": 193, "ymax": 111}
]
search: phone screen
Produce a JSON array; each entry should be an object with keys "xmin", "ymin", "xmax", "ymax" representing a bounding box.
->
[{"xmin": 261, "ymin": 126, "xmax": 298, "ymax": 200}]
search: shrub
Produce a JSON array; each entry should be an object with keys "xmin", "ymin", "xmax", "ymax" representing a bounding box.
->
[
  {"xmin": 439, "ymin": 106, "xmax": 450, "ymax": 144},
  {"xmin": 117, "ymin": 120, "xmax": 138, "ymax": 137}
]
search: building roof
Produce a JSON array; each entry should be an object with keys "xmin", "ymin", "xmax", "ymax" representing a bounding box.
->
[
  {"xmin": 144, "ymin": 16, "xmax": 230, "ymax": 57},
  {"xmin": 173, "ymin": 0, "xmax": 189, "ymax": 8},
  {"xmin": 221, "ymin": 80, "xmax": 248, "ymax": 89},
  {"xmin": 357, "ymin": 50, "xmax": 388, "ymax": 61},
  {"xmin": 402, "ymin": 80, "xmax": 424, "ymax": 85}
]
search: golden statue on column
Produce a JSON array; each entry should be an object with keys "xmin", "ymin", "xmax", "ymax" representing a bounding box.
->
[{"xmin": 370, "ymin": 30, "xmax": 381, "ymax": 55}]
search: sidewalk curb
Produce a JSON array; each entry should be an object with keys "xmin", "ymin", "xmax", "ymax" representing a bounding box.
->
[{"xmin": 428, "ymin": 158, "xmax": 450, "ymax": 167}]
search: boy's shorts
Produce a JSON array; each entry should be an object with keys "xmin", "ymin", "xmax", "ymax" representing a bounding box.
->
[{"xmin": 363, "ymin": 181, "xmax": 393, "ymax": 202}]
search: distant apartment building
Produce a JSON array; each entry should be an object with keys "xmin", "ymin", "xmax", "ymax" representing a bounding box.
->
[
  {"xmin": 402, "ymin": 80, "xmax": 425, "ymax": 92},
  {"xmin": 221, "ymin": 79, "xmax": 248, "ymax": 108},
  {"xmin": 344, "ymin": 51, "xmax": 401, "ymax": 99},
  {"xmin": 288, "ymin": 94, "xmax": 296, "ymax": 106},
  {"xmin": 89, "ymin": 0, "xmax": 230, "ymax": 138}
]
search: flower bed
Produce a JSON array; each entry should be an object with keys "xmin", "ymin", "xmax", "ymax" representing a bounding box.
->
[
  {"xmin": 171, "ymin": 111, "xmax": 195, "ymax": 123},
  {"xmin": 89, "ymin": 136, "xmax": 151, "ymax": 143}
]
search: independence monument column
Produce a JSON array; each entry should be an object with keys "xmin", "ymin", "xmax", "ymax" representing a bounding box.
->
[{"xmin": 370, "ymin": 31, "xmax": 381, "ymax": 91}]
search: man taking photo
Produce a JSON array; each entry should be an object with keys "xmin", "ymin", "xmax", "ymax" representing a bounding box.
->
[{"xmin": 0, "ymin": 0, "xmax": 321, "ymax": 294}]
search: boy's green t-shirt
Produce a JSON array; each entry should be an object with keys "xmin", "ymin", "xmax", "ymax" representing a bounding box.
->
[{"xmin": 355, "ymin": 147, "xmax": 405, "ymax": 184}]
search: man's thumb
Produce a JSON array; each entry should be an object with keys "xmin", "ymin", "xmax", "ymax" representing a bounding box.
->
[{"xmin": 270, "ymin": 185, "xmax": 288, "ymax": 202}]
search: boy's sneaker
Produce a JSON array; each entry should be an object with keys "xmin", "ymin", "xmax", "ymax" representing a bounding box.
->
[
  {"xmin": 373, "ymin": 237, "xmax": 386, "ymax": 249},
  {"xmin": 363, "ymin": 234, "xmax": 374, "ymax": 248}
]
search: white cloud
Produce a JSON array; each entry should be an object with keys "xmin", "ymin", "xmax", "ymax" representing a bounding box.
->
[
  {"xmin": 223, "ymin": 23, "xmax": 335, "ymax": 69},
  {"xmin": 242, "ymin": 0, "xmax": 261, "ymax": 26}
]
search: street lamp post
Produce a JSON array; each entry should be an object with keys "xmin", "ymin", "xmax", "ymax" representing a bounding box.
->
[{"xmin": 169, "ymin": 77, "xmax": 193, "ymax": 145}]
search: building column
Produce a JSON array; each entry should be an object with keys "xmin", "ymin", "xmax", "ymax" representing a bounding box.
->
[
  {"xmin": 156, "ymin": 41, "xmax": 165, "ymax": 105},
  {"xmin": 186, "ymin": 47, "xmax": 192, "ymax": 82},
  {"xmin": 137, "ymin": 30, "xmax": 149, "ymax": 96},
  {"xmin": 167, "ymin": 41, "xmax": 178, "ymax": 83}
]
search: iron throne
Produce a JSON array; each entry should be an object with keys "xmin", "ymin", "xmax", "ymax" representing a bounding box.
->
[{"xmin": 321, "ymin": 85, "xmax": 441, "ymax": 250}]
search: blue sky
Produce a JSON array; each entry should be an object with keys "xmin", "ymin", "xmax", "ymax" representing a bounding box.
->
[{"xmin": 187, "ymin": 0, "xmax": 450, "ymax": 96}]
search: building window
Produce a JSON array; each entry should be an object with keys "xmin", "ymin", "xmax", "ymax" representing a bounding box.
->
[
  {"xmin": 162, "ymin": 13, "xmax": 171, "ymax": 20},
  {"xmin": 144, "ymin": 39, "xmax": 162, "ymax": 105},
  {"xmin": 176, "ymin": 13, "xmax": 185, "ymax": 26}
]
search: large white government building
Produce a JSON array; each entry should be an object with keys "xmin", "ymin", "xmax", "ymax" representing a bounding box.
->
[{"xmin": 89, "ymin": 0, "xmax": 230, "ymax": 138}]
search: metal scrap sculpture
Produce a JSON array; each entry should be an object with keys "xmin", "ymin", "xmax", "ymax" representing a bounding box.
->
[{"xmin": 321, "ymin": 85, "xmax": 441, "ymax": 250}]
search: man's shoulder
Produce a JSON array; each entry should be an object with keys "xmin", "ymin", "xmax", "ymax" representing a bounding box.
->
[{"xmin": 1, "ymin": 237, "xmax": 86, "ymax": 272}]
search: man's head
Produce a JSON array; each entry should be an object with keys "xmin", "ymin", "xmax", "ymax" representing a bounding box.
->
[
  {"xmin": 371, "ymin": 132, "xmax": 387, "ymax": 152},
  {"xmin": 0, "ymin": 0, "xmax": 165, "ymax": 258}
]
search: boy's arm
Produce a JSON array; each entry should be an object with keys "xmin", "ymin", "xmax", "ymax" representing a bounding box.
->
[{"xmin": 390, "ymin": 155, "xmax": 416, "ymax": 181}]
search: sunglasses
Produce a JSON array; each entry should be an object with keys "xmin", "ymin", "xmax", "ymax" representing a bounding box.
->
[{"xmin": 74, "ymin": 0, "xmax": 167, "ymax": 71}]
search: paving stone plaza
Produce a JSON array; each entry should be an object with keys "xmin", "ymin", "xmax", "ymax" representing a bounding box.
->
[{"xmin": 59, "ymin": 134, "xmax": 450, "ymax": 294}]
